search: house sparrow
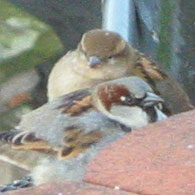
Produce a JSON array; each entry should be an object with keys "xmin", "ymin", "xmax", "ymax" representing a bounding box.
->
[
  {"xmin": 0, "ymin": 77, "xmax": 166, "ymax": 187},
  {"xmin": 47, "ymin": 29, "xmax": 193, "ymax": 115}
]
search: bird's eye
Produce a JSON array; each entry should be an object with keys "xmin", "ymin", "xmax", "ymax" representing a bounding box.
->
[{"xmin": 120, "ymin": 96, "xmax": 133, "ymax": 103}]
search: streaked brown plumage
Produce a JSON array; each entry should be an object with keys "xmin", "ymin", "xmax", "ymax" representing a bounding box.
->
[
  {"xmin": 0, "ymin": 77, "xmax": 166, "ymax": 185},
  {"xmin": 48, "ymin": 29, "xmax": 194, "ymax": 115}
]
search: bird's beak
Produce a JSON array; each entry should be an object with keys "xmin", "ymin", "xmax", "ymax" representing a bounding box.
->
[
  {"xmin": 141, "ymin": 92, "xmax": 164, "ymax": 107},
  {"xmin": 89, "ymin": 56, "xmax": 101, "ymax": 68}
]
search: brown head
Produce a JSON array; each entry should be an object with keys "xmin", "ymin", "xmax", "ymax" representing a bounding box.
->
[
  {"xmin": 92, "ymin": 77, "xmax": 167, "ymax": 129},
  {"xmin": 93, "ymin": 76, "xmax": 165, "ymax": 113},
  {"xmin": 97, "ymin": 84, "xmax": 130, "ymax": 111},
  {"xmin": 79, "ymin": 29, "xmax": 133, "ymax": 69},
  {"xmin": 81, "ymin": 29, "xmax": 126, "ymax": 59}
]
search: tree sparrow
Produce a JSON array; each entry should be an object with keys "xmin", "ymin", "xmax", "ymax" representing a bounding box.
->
[
  {"xmin": 47, "ymin": 29, "xmax": 193, "ymax": 115},
  {"xmin": 0, "ymin": 77, "xmax": 166, "ymax": 188}
]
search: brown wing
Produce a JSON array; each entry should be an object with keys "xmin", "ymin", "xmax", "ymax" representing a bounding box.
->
[
  {"xmin": 55, "ymin": 88, "xmax": 92, "ymax": 116},
  {"xmin": 133, "ymin": 51, "xmax": 194, "ymax": 114},
  {"xmin": 0, "ymin": 88, "xmax": 101, "ymax": 160},
  {"xmin": 58, "ymin": 129, "xmax": 103, "ymax": 160},
  {"xmin": 0, "ymin": 127, "xmax": 103, "ymax": 160},
  {"xmin": 133, "ymin": 52, "xmax": 167, "ymax": 85},
  {"xmin": 0, "ymin": 130, "xmax": 54, "ymax": 155}
]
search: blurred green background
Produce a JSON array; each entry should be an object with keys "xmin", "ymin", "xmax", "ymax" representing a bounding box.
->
[
  {"xmin": 0, "ymin": 0, "xmax": 63, "ymax": 130},
  {"xmin": 0, "ymin": 0, "xmax": 63, "ymax": 81}
]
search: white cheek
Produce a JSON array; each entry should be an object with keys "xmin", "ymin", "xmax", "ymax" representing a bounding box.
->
[{"xmin": 109, "ymin": 105, "xmax": 149, "ymax": 129}]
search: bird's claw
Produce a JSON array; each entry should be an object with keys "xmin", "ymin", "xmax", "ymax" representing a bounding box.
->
[{"xmin": 0, "ymin": 176, "xmax": 32, "ymax": 192}]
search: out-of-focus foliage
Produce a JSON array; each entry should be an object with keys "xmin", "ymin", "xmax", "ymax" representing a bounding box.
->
[
  {"xmin": 0, "ymin": 0, "xmax": 63, "ymax": 82},
  {"xmin": 157, "ymin": 0, "xmax": 195, "ymax": 104},
  {"xmin": 0, "ymin": 0, "xmax": 63, "ymax": 131},
  {"xmin": 157, "ymin": 0, "xmax": 176, "ymax": 70},
  {"xmin": 179, "ymin": 0, "xmax": 195, "ymax": 104}
]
